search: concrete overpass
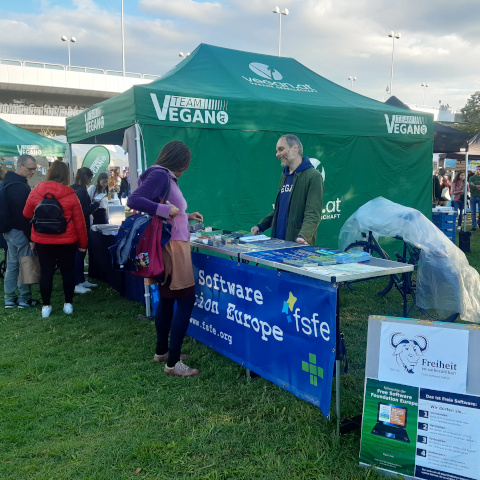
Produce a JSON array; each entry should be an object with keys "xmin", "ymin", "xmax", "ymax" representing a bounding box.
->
[{"xmin": 0, "ymin": 58, "xmax": 160, "ymax": 136}]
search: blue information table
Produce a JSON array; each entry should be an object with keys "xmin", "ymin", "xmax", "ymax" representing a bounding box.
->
[{"xmin": 189, "ymin": 239, "xmax": 414, "ymax": 437}]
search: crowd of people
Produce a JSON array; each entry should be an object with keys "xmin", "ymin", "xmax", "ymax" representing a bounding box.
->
[
  {"xmin": 1, "ymin": 158, "xmax": 131, "ymax": 315},
  {"xmin": 434, "ymin": 165, "xmax": 480, "ymax": 231},
  {"xmin": 2, "ymin": 135, "xmax": 323, "ymax": 378}
]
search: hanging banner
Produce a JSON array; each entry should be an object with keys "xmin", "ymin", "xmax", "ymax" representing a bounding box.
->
[
  {"xmin": 81, "ymin": 145, "xmax": 110, "ymax": 183},
  {"xmin": 187, "ymin": 252, "xmax": 337, "ymax": 419},
  {"xmin": 444, "ymin": 158, "xmax": 457, "ymax": 168},
  {"xmin": 468, "ymin": 160, "xmax": 480, "ymax": 171}
]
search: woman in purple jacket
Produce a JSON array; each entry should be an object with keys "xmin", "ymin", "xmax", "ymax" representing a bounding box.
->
[{"xmin": 127, "ymin": 141, "xmax": 203, "ymax": 377}]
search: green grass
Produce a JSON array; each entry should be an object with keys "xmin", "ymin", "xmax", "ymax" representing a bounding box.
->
[{"xmin": 0, "ymin": 229, "xmax": 478, "ymax": 480}]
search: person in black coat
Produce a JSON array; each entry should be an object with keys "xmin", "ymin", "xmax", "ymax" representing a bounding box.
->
[
  {"xmin": 433, "ymin": 174, "xmax": 442, "ymax": 206},
  {"xmin": 3, "ymin": 155, "xmax": 38, "ymax": 308},
  {"xmin": 70, "ymin": 167, "xmax": 99, "ymax": 293}
]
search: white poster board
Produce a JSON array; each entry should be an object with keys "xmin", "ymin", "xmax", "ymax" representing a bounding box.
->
[{"xmin": 360, "ymin": 316, "xmax": 480, "ymax": 480}]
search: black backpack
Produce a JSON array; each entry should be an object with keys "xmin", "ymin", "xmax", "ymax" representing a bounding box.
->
[
  {"xmin": 0, "ymin": 181, "xmax": 28, "ymax": 234},
  {"xmin": 120, "ymin": 177, "xmax": 128, "ymax": 194},
  {"xmin": 31, "ymin": 192, "xmax": 68, "ymax": 234}
]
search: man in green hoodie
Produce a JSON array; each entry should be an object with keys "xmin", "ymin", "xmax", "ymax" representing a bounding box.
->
[{"xmin": 251, "ymin": 135, "xmax": 324, "ymax": 245}]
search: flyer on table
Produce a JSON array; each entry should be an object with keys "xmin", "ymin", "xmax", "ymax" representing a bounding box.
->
[{"xmin": 377, "ymin": 322, "xmax": 469, "ymax": 394}]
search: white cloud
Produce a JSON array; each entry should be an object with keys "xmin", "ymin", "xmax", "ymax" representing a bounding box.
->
[
  {"xmin": 0, "ymin": 0, "xmax": 479, "ymax": 108},
  {"xmin": 139, "ymin": 0, "xmax": 224, "ymax": 24}
]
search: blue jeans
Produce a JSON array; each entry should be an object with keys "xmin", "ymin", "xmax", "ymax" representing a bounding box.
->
[
  {"xmin": 452, "ymin": 200, "xmax": 465, "ymax": 227},
  {"xmin": 3, "ymin": 229, "xmax": 32, "ymax": 303},
  {"xmin": 470, "ymin": 197, "xmax": 480, "ymax": 229}
]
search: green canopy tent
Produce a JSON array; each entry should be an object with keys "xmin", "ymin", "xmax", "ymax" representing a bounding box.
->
[
  {"xmin": 66, "ymin": 44, "xmax": 433, "ymax": 248},
  {"xmin": 0, "ymin": 117, "xmax": 66, "ymax": 157}
]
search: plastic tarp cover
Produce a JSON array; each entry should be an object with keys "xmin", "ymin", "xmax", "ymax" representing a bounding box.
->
[{"xmin": 338, "ymin": 197, "xmax": 480, "ymax": 323}]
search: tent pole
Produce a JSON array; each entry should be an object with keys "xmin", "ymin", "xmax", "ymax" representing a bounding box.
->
[
  {"xmin": 67, "ymin": 143, "xmax": 74, "ymax": 184},
  {"xmin": 464, "ymin": 145, "xmax": 469, "ymax": 232},
  {"xmin": 134, "ymin": 124, "xmax": 143, "ymax": 180}
]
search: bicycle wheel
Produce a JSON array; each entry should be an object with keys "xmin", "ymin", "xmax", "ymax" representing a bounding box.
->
[{"xmin": 344, "ymin": 241, "xmax": 396, "ymax": 296}]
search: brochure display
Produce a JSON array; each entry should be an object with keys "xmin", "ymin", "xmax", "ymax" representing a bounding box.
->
[{"xmin": 360, "ymin": 316, "xmax": 480, "ymax": 480}]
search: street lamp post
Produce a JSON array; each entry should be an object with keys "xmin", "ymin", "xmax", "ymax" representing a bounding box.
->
[
  {"xmin": 121, "ymin": 0, "xmax": 125, "ymax": 76},
  {"xmin": 273, "ymin": 6, "xmax": 289, "ymax": 57},
  {"xmin": 348, "ymin": 76, "xmax": 357, "ymax": 90},
  {"xmin": 387, "ymin": 31, "xmax": 401, "ymax": 96},
  {"xmin": 61, "ymin": 35, "xmax": 76, "ymax": 67},
  {"xmin": 421, "ymin": 82, "xmax": 429, "ymax": 106}
]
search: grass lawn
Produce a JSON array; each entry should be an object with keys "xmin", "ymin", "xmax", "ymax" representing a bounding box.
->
[{"xmin": 0, "ymin": 228, "xmax": 478, "ymax": 480}]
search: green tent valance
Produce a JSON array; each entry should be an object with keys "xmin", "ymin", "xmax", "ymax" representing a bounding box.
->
[{"xmin": 0, "ymin": 117, "xmax": 66, "ymax": 157}]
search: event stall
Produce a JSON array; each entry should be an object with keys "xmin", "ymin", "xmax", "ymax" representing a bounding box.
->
[
  {"xmin": 0, "ymin": 117, "xmax": 66, "ymax": 158},
  {"xmin": 66, "ymin": 44, "xmax": 434, "ymax": 248},
  {"xmin": 0, "ymin": 117, "xmax": 66, "ymax": 185}
]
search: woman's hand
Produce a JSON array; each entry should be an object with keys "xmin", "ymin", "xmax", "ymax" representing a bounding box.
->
[
  {"xmin": 166, "ymin": 201, "xmax": 180, "ymax": 218},
  {"xmin": 188, "ymin": 212, "xmax": 203, "ymax": 222},
  {"xmin": 78, "ymin": 248, "xmax": 86, "ymax": 252}
]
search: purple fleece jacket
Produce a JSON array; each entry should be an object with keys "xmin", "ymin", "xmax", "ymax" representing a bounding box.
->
[{"xmin": 127, "ymin": 165, "xmax": 189, "ymax": 241}]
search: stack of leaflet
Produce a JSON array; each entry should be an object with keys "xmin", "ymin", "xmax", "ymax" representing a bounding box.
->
[
  {"xmin": 282, "ymin": 251, "xmax": 337, "ymax": 267},
  {"xmin": 239, "ymin": 234, "xmax": 271, "ymax": 242},
  {"xmin": 305, "ymin": 248, "xmax": 371, "ymax": 264},
  {"xmin": 334, "ymin": 252, "xmax": 371, "ymax": 263}
]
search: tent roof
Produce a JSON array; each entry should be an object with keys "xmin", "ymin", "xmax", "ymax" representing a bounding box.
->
[
  {"xmin": 0, "ymin": 117, "xmax": 66, "ymax": 157},
  {"xmin": 468, "ymin": 131, "xmax": 480, "ymax": 155},
  {"xmin": 67, "ymin": 43, "xmax": 433, "ymax": 144},
  {"xmin": 434, "ymin": 123, "xmax": 470, "ymax": 153},
  {"xmin": 384, "ymin": 95, "xmax": 411, "ymax": 109}
]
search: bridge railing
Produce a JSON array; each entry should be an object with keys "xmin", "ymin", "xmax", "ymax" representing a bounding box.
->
[{"xmin": 0, "ymin": 58, "xmax": 160, "ymax": 81}]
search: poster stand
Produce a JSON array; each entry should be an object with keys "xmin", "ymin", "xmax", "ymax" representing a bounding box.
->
[{"xmin": 360, "ymin": 316, "xmax": 480, "ymax": 480}]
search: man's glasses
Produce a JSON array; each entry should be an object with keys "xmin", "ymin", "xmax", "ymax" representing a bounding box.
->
[{"xmin": 22, "ymin": 165, "xmax": 37, "ymax": 172}]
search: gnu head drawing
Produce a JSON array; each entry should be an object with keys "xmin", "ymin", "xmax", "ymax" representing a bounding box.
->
[{"xmin": 389, "ymin": 332, "xmax": 428, "ymax": 373}]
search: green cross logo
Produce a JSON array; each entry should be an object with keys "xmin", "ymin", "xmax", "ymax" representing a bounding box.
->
[{"xmin": 302, "ymin": 353, "xmax": 323, "ymax": 386}]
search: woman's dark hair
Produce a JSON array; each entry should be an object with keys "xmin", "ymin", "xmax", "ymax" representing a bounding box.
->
[
  {"xmin": 453, "ymin": 171, "xmax": 465, "ymax": 184},
  {"xmin": 46, "ymin": 160, "xmax": 70, "ymax": 186},
  {"xmin": 95, "ymin": 172, "xmax": 109, "ymax": 194},
  {"xmin": 74, "ymin": 167, "xmax": 93, "ymax": 188},
  {"xmin": 155, "ymin": 141, "xmax": 191, "ymax": 172}
]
